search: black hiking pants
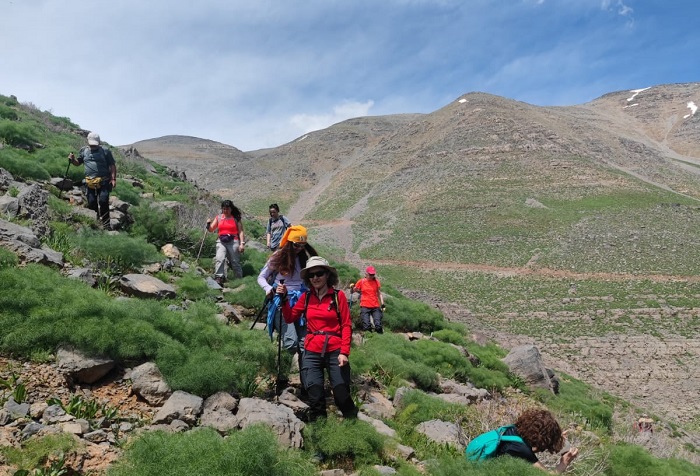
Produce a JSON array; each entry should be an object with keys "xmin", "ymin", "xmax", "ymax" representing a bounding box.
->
[
  {"xmin": 86, "ymin": 181, "xmax": 111, "ymax": 228},
  {"xmin": 302, "ymin": 349, "xmax": 357, "ymax": 421}
]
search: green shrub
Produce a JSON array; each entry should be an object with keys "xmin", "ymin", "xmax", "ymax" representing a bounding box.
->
[
  {"xmin": 304, "ymin": 416, "xmax": 386, "ymax": 468},
  {"xmin": 0, "ymin": 148, "xmax": 50, "ymax": 180},
  {"xmin": 42, "ymin": 221, "xmax": 75, "ymax": 258},
  {"xmin": 0, "ymin": 247, "xmax": 17, "ymax": 269},
  {"xmin": 0, "ymin": 266, "xmax": 277, "ymax": 396},
  {"xmin": 0, "ymin": 104, "xmax": 18, "ymax": 121},
  {"xmin": 76, "ymin": 229, "xmax": 161, "ymax": 274},
  {"xmin": 426, "ymin": 453, "xmax": 544, "ymax": 475},
  {"xmin": 0, "ymin": 119, "xmax": 40, "ymax": 146},
  {"xmin": 0, "ymin": 433, "xmax": 76, "ymax": 473},
  {"xmin": 112, "ymin": 179, "xmax": 141, "ymax": 206},
  {"xmin": 432, "ymin": 329, "xmax": 468, "ymax": 346},
  {"xmin": 223, "ymin": 276, "xmax": 267, "ymax": 309},
  {"xmin": 176, "ymin": 272, "xmax": 219, "ymax": 301},
  {"xmin": 535, "ymin": 372, "xmax": 615, "ymax": 431},
  {"xmin": 351, "ymin": 333, "xmax": 441, "ymax": 391},
  {"xmin": 395, "ymin": 389, "xmax": 472, "ymax": 428},
  {"xmin": 109, "ymin": 425, "xmax": 316, "ymax": 476},
  {"xmin": 381, "ymin": 296, "xmax": 449, "ymax": 333},
  {"xmin": 130, "ymin": 202, "xmax": 178, "ymax": 248},
  {"xmin": 606, "ymin": 443, "xmax": 700, "ymax": 476}
]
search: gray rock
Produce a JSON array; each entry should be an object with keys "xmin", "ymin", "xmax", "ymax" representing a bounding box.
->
[
  {"xmin": 0, "ymin": 218, "xmax": 63, "ymax": 267},
  {"xmin": 203, "ymin": 391, "xmax": 238, "ymax": 412},
  {"xmin": 234, "ymin": 397, "xmax": 305, "ymax": 449},
  {"xmin": 128, "ymin": 362, "xmax": 172, "ymax": 406},
  {"xmin": 415, "ymin": 419, "xmax": 462, "ymax": 448},
  {"xmin": 65, "ymin": 268, "xmax": 97, "ymax": 287},
  {"xmin": 152, "ymin": 391, "xmax": 203, "ymax": 425},
  {"xmin": 119, "ymin": 274, "xmax": 176, "ymax": 299},
  {"xmin": 3, "ymin": 398, "xmax": 30, "ymax": 419},
  {"xmin": 358, "ymin": 412, "xmax": 397, "ymax": 438},
  {"xmin": 503, "ymin": 345, "xmax": 558, "ymax": 394},
  {"xmin": 0, "ymin": 195, "xmax": 19, "ymax": 216},
  {"xmin": 56, "ymin": 346, "xmax": 115, "ymax": 384}
]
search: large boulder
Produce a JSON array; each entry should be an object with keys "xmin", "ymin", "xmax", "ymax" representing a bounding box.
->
[
  {"xmin": 127, "ymin": 362, "xmax": 172, "ymax": 405},
  {"xmin": 119, "ymin": 274, "xmax": 176, "ymax": 299},
  {"xmin": 503, "ymin": 345, "xmax": 559, "ymax": 394},
  {"xmin": 0, "ymin": 219, "xmax": 63, "ymax": 267},
  {"xmin": 56, "ymin": 346, "xmax": 115, "ymax": 385},
  {"xmin": 233, "ymin": 398, "xmax": 305, "ymax": 449}
]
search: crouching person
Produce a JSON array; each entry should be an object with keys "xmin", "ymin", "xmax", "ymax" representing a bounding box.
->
[
  {"xmin": 466, "ymin": 408, "xmax": 579, "ymax": 473},
  {"xmin": 278, "ymin": 256, "xmax": 358, "ymax": 422}
]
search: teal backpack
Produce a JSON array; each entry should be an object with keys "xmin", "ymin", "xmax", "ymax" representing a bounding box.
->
[{"xmin": 465, "ymin": 425, "xmax": 524, "ymax": 461}]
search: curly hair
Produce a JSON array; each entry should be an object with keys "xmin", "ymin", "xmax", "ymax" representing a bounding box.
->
[
  {"xmin": 514, "ymin": 408, "xmax": 564, "ymax": 454},
  {"xmin": 267, "ymin": 241, "xmax": 318, "ymax": 276}
]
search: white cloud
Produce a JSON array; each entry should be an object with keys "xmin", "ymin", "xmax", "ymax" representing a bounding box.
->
[{"xmin": 290, "ymin": 101, "xmax": 376, "ymax": 136}]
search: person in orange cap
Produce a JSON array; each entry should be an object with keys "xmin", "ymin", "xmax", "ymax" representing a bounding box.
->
[
  {"xmin": 350, "ymin": 265, "xmax": 385, "ymax": 333},
  {"xmin": 258, "ymin": 225, "xmax": 319, "ymax": 386}
]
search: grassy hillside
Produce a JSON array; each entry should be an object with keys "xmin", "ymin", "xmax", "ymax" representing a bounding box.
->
[{"xmin": 2, "ymin": 93, "xmax": 700, "ymax": 475}]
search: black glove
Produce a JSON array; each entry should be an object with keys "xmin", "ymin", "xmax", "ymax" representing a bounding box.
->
[
  {"xmin": 206, "ymin": 221, "xmax": 211, "ymax": 230},
  {"xmin": 381, "ymin": 305, "xmax": 386, "ymax": 312}
]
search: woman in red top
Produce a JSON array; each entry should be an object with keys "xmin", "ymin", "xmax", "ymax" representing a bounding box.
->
[
  {"xmin": 207, "ymin": 200, "xmax": 245, "ymax": 285},
  {"xmin": 279, "ymin": 256, "xmax": 357, "ymax": 421}
]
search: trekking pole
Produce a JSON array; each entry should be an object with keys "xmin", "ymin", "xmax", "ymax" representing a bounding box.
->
[
  {"xmin": 249, "ymin": 295, "xmax": 271, "ymax": 330},
  {"xmin": 275, "ymin": 279, "xmax": 285, "ymax": 395},
  {"xmin": 195, "ymin": 226, "xmax": 209, "ymax": 263},
  {"xmin": 60, "ymin": 158, "xmax": 71, "ymax": 199}
]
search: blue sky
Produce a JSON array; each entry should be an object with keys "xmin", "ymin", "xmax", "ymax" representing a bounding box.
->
[{"xmin": 1, "ymin": 0, "xmax": 697, "ymax": 151}]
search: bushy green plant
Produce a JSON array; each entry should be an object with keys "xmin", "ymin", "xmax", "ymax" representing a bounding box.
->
[
  {"xmin": 0, "ymin": 247, "xmax": 18, "ymax": 269},
  {"xmin": 223, "ymin": 276, "xmax": 267, "ymax": 309},
  {"xmin": 47, "ymin": 395, "xmax": 118, "ymax": 422},
  {"xmin": 605, "ymin": 443, "xmax": 700, "ymax": 476},
  {"xmin": 304, "ymin": 416, "xmax": 386, "ymax": 468},
  {"xmin": 426, "ymin": 453, "xmax": 544, "ymax": 475},
  {"xmin": 535, "ymin": 372, "xmax": 615, "ymax": 431},
  {"xmin": 0, "ymin": 148, "xmax": 51, "ymax": 180},
  {"xmin": 0, "ymin": 266, "xmax": 277, "ymax": 397},
  {"xmin": 395, "ymin": 389, "xmax": 473, "ymax": 428},
  {"xmin": 0, "ymin": 104, "xmax": 18, "ymax": 120},
  {"xmin": 76, "ymin": 229, "xmax": 161, "ymax": 274},
  {"xmin": 176, "ymin": 272, "xmax": 219, "ymax": 301},
  {"xmin": 112, "ymin": 179, "xmax": 141, "ymax": 206},
  {"xmin": 351, "ymin": 333, "xmax": 441, "ymax": 391},
  {"xmin": 108, "ymin": 425, "xmax": 316, "ymax": 476},
  {"xmin": 381, "ymin": 296, "xmax": 450, "ymax": 333},
  {"xmin": 0, "ymin": 433, "xmax": 76, "ymax": 474},
  {"xmin": 0, "ymin": 119, "xmax": 40, "ymax": 147},
  {"xmin": 130, "ymin": 202, "xmax": 178, "ymax": 248},
  {"xmin": 432, "ymin": 329, "xmax": 468, "ymax": 346}
]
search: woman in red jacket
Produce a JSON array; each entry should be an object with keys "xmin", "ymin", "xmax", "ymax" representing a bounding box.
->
[
  {"xmin": 279, "ymin": 256, "xmax": 358, "ymax": 421},
  {"xmin": 207, "ymin": 200, "xmax": 245, "ymax": 285}
]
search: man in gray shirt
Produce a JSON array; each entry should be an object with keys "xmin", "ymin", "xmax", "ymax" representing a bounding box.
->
[{"xmin": 68, "ymin": 132, "xmax": 117, "ymax": 229}]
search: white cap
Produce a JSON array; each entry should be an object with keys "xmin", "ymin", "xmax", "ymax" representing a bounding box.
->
[{"xmin": 87, "ymin": 132, "xmax": 100, "ymax": 145}]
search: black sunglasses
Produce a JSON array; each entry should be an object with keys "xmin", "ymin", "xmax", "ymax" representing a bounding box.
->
[
  {"xmin": 307, "ymin": 270, "xmax": 327, "ymax": 279},
  {"xmin": 292, "ymin": 242, "xmax": 305, "ymax": 248}
]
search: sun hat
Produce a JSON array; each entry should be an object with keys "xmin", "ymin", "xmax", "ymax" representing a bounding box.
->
[
  {"xmin": 280, "ymin": 225, "xmax": 307, "ymax": 248},
  {"xmin": 301, "ymin": 256, "xmax": 337, "ymax": 281},
  {"xmin": 87, "ymin": 132, "xmax": 101, "ymax": 145},
  {"xmin": 366, "ymin": 265, "xmax": 376, "ymax": 275}
]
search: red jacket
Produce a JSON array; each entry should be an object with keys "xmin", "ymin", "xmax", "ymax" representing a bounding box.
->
[{"xmin": 282, "ymin": 287, "xmax": 352, "ymax": 356}]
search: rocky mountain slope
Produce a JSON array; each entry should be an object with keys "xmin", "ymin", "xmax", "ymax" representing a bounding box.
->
[{"xmin": 126, "ymin": 83, "xmax": 700, "ymax": 424}]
